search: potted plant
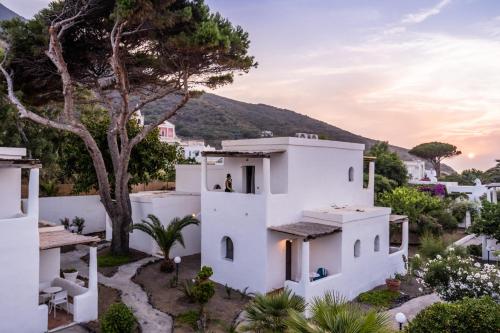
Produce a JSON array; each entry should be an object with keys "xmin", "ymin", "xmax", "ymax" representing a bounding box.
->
[
  {"xmin": 62, "ymin": 268, "xmax": 78, "ymax": 282},
  {"xmin": 386, "ymin": 274, "xmax": 401, "ymax": 292}
]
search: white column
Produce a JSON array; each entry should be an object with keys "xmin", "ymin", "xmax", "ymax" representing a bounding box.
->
[
  {"xmin": 492, "ymin": 188, "xmax": 498, "ymax": 204},
  {"xmin": 89, "ymin": 247, "xmax": 98, "ymax": 292},
  {"xmin": 368, "ymin": 161, "xmax": 375, "ymax": 190},
  {"xmin": 465, "ymin": 210, "xmax": 471, "ymax": 228},
  {"xmin": 262, "ymin": 157, "xmax": 271, "ymax": 195},
  {"xmin": 301, "ymin": 240, "xmax": 310, "ymax": 284},
  {"xmin": 401, "ymin": 220, "xmax": 409, "ymax": 255},
  {"xmin": 201, "ymin": 156, "xmax": 207, "ymax": 192},
  {"xmin": 27, "ymin": 168, "xmax": 39, "ymax": 218}
]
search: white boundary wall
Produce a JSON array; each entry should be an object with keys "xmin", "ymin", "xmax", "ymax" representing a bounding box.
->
[{"xmin": 23, "ymin": 195, "xmax": 106, "ymax": 234}]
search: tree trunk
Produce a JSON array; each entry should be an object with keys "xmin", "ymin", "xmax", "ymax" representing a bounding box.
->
[
  {"xmin": 435, "ymin": 162, "xmax": 441, "ymax": 178},
  {"xmin": 110, "ymin": 213, "xmax": 131, "ymax": 255}
]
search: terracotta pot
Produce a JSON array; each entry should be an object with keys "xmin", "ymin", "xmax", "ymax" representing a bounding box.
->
[{"xmin": 386, "ymin": 278, "xmax": 401, "ymax": 292}]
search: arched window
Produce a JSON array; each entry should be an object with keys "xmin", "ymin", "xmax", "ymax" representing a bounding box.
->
[
  {"xmin": 222, "ymin": 236, "xmax": 234, "ymax": 261},
  {"xmin": 374, "ymin": 235, "xmax": 380, "ymax": 252},
  {"xmin": 354, "ymin": 239, "xmax": 361, "ymax": 257},
  {"xmin": 348, "ymin": 167, "xmax": 354, "ymax": 182}
]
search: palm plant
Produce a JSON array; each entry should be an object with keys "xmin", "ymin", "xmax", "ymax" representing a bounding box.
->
[
  {"xmin": 131, "ymin": 214, "xmax": 199, "ymax": 272},
  {"xmin": 286, "ymin": 292, "xmax": 391, "ymax": 333},
  {"xmin": 239, "ymin": 288, "xmax": 306, "ymax": 332}
]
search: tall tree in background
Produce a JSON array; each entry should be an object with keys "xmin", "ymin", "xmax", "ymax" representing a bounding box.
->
[
  {"xmin": 409, "ymin": 142, "xmax": 461, "ymax": 178},
  {"xmin": 365, "ymin": 141, "xmax": 407, "ymax": 195},
  {"xmin": 0, "ymin": 0, "xmax": 255, "ymax": 254}
]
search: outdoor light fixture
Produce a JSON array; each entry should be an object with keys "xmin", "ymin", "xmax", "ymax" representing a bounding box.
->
[
  {"xmin": 174, "ymin": 256, "xmax": 181, "ymax": 285},
  {"xmin": 395, "ymin": 312, "xmax": 407, "ymax": 331}
]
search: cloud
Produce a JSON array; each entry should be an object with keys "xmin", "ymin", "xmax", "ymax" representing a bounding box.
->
[{"xmin": 401, "ymin": 0, "xmax": 452, "ymax": 24}]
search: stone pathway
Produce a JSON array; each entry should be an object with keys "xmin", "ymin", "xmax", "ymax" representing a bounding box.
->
[
  {"xmin": 386, "ymin": 293, "xmax": 441, "ymax": 330},
  {"xmin": 61, "ymin": 245, "xmax": 173, "ymax": 333}
]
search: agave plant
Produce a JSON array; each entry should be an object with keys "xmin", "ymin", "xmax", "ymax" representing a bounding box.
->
[
  {"xmin": 286, "ymin": 292, "xmax": 391, "ymax": 333},
  {"xmin": 131, "ymin": 214, "xmax": 199, "ymax": 272},
  {"xmin": 239, "ymin": 288, "xmax": 306, "ymax": 332}
]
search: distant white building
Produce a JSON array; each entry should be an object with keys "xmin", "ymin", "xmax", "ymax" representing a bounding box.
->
[
  {"xmin": 260, "ymin": 130, "xmax": 274, "ymax": 138},
  {"xmin": 295, "ymin": 133, "xmax": 319, "ymax": 140},
  {"xmin": 199, "ymin": 137, "xmax": 408, "ymax": 302},
  {"xmin": 131, "ymin": 109, "xmax": 145, "ymax": 127},
  {"xmin": 181, "ymin": 140, "xmax": 216, "ymax": 163},
  {"xmin": 404, "ymin": 160, "xmax": 436, "ymax": 182},
  {"xmin": 158, "ymin": 120, "xmax": 180, "ymax": 144},
  {"xmin": 0, "ymin": 147, "xmax": 99, "ymax": 333}
]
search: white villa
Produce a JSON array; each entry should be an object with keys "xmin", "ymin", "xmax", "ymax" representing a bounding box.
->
[
  {"xmin": 404, "ymin": 160, "xmax": 437, "ymax": 182},
  {"xmin": 0, "ymin": 147, "xmax": 99, "ymax": 333},
  {"xmin": 199, "ymin": 137, "xmax": 409, "ymax": 301}
]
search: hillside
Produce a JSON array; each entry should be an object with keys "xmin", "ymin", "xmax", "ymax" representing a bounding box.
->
[
  {"xmin": 141, "ymin": 93, "xmax": 453, "ymax": 173},
  {"xmin": 0, "ymin": 4, "xmax": 21, "ymax": 21}
]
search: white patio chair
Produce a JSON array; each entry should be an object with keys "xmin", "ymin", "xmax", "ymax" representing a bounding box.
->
[{"xmin": 48, "ymin": 290, "xmax": 69, "ymax": 318}]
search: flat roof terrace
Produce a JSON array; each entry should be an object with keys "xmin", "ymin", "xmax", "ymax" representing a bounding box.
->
[
  {"xmin": 221, "ymin": 137, "xmax": 365, "ymax": 151},
  {"xmin": 303, "ymin": 205, "xmax": 392, "ymax": 224}
]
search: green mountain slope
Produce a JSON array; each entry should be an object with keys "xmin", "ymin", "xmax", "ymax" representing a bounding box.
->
[
  {"xmin": 0, "ymin": 4, "xmax": 22, "ymax": 21},
  {"xmin": 142, "ymin": 93, "xmax": 455, "ymax": 173}
]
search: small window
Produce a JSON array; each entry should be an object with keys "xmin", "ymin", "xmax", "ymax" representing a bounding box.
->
[
  {"xmin": 348, "ymin": 167, "xmax": 354, "ymax": 182},
  {"xmin": 354, "ymin": 239, "xmax": 361, "ymax": 257},
  {"xmin": 222, "ymin": 236, "xmax": 234, "ymax": 261},
  {"xmin": 374, "ymin": 235, "xmax": 380, "ymax": 252}
]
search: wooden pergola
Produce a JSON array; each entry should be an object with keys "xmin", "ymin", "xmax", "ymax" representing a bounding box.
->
[
  {"xmin": 39, "ymin": 227, "xmax": 100, "ymax": 250},
  {"xmin": 269, "ymin": 222, "xmax": 341, "ymax": 240}
]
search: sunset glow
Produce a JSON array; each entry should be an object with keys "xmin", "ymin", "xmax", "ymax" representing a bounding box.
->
[{"xmin": 7, "ymin": 0, "xmax": 500, "ymax": 172}]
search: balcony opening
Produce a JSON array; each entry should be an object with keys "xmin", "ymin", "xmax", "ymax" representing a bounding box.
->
[{"xmin": 243, "ymin": 165, "xmax": 255, "ymax": 194}]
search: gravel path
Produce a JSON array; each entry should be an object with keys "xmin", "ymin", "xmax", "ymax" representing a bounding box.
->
[
  {"xmin": 61, "ymin": 245, "xmax": 173, "ymax": 333},
  {"xmin": 385, "ymin": 293, "xmax": 441, "ymax": 330}
]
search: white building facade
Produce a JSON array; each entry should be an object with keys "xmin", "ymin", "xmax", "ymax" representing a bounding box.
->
[
  {"xmin": 404, "ymin": 160, "xmax": 436, "ymax": 182},
  {"xmin": 199, "ymin": 137, "xmax": 408, "ymax": 302},
  {"xmin": 0, "ymin": 148, "xmax": 47, "ymax": 333},
  {"xmin": 0, "ymin": 147, "xmax": 98, "ymax": 333}
]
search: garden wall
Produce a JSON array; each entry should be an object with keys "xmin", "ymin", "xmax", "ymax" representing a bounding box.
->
[{"xmin": 23, "ymin": 195, "xmax": 106, "ymax": 234}]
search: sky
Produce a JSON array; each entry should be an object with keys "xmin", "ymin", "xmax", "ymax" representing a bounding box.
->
[{"xmin": 4, "ymin": 0, "xmax": 500, "ymax": 172}]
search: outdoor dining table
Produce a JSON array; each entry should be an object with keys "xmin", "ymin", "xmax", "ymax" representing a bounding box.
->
[
  {"xmin": 43, "ymin": 286, "xmax": 63, "ymax": 296},
  {"xmin": 42, "ymin": 286, "xmax": 63, "ymax": 309}
]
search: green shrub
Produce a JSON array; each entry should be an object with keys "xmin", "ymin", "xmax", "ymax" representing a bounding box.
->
[
  {"xmin": 429, "ymin": 210, "xmax": 458, "ymax": 231},
  {"xmin": 469, "ymin": 200, "xmax": 500, "ymax": 241},
  {"xmin": 379, "ymin": 187, "xmax": 443, "ymax": 235},
  {"xmin": 72, "ymin": 216, "xmax": 86, "ymax": 234},
  {"xmin": 415, "ymin": 214, "xmax": 443, "ymax": 235},
  {"xmin": 181, "ymin": 279, "xmax": 196, "ymax": 303},
  {"xmin": 100, "ymin": 303, "xmax": 137, "ymax": 333},
  {"xmin": 416, "ymin": 252, "xmax": 500, "ymax": 301},
  {"xmin": 193, "ymin": 280, "xmax": 215, "ymax": 306},
  {"xmin": 466, "ymin": 244, "xmax": 482, "ymax": 257},
  {"xmin": 357, "ymin": 289, "xmax": 399, "ymax": 308},
  {"xmin": 418, "ymin": 233, "xmax": 446, "ymax": 259},
  {"xmin": 176, "ymin": 310, "xmax": 199, "ymax": 329},
  {"xmin": 197, "ymin": 266, "xmax": 213, "ymax": 281},
  {"xmin": 405, "ymin": 297, "xmax": 500, "ymax": 333}
]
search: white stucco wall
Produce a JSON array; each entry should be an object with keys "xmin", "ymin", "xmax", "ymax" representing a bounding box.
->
[
  {"xmin": 0, "ymin": 168, "xmax": 22, "ymax": 219},
  {"xmin": 175, "ymin": 164, "xmax": 225, "ymax": 193},
  {"xmin": 127, "ymin": 192, "xmax": 202, "ymax": 257},
  {"xmin": 201, "ymin": 192, "xmax": 269, "ymax": 293},
  {"xmin": 0, "ymin": 167, "xmax": 47, "ymax": 333},
  {"xmin": 39, "ymin": 248, "xmax": 61, "ymax": 285},
  {"xmin": 23, "ymin": 195, "xmax": 106, "ymax": 234}
]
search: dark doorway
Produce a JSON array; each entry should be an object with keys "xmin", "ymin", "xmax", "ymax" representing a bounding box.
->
[
  {"xmin": 244, "ymin": 165, "xmax": 255, "ymax": 194},
  {"xmin": 285, "ymin": 240, "xmax": 292, "ymax": 281}
]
